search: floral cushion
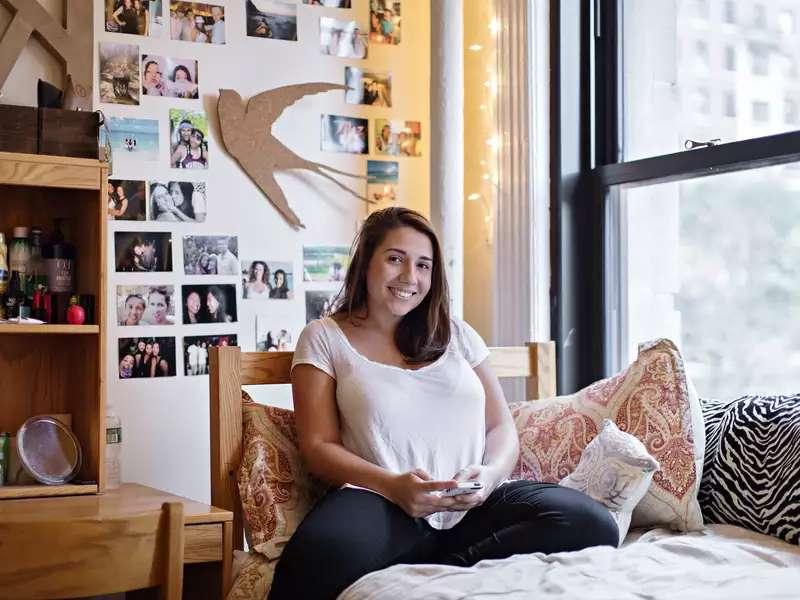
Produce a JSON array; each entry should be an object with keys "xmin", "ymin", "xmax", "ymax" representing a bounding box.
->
[
  {"xmin": 237, "ymin": 391, "xmax": 327, "ymax": 560},
  {"xmin": 510, "ymin": 339, "xmax": 705, "ymax": 531}
]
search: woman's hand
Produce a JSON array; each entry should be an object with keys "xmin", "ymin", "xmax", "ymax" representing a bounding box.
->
[
  {"xmin": 385, "ymin": 468, "xmax": 459, "ymax": 519},
  {"xmin": 444, "ymin": 464, "xmax": 503, "ymax": 512}
]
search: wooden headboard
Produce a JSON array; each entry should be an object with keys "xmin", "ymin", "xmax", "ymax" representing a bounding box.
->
[{"xmin": 208, "ymin": 342, "xmax": 556, "ymax": 551}]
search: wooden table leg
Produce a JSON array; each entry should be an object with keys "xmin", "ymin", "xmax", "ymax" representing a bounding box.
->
[{"xmin": 222, "ymin": 520, "xmax": 233, "ymax": 599}]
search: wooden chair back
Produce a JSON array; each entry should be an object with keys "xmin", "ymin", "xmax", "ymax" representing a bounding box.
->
[
  {"xmin": 0, "ymin": 501, "xmax": 185, "ymax": 599},
  {"xmin": 209, "ymin": 342, "xmax": 555, "ymax": 551}
]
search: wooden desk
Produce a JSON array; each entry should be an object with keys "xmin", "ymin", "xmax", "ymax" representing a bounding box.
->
[{"xmin": 0, "ymin": 483, "xmax": 233, "ymax": 599}]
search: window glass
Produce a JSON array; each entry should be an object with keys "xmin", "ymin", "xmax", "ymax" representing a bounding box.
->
[
  {"xmin": 622, "ymin": 0, "xmax": 800, "ymax": 161},
  {"xmin": 612, "ymin": 163, "xmax": 800, "ymax": 398}
]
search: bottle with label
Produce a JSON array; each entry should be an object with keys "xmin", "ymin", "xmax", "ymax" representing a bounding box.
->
[
  {"xmin": 28, "ymin": 226, "xmax": 46, "ymax": 298},
  {"xmin": 105, "ymin": 405, "xmax": 122, "ymax": 490},
  {"xmin": 8, "ymin": 227, "xmax": 30, "ymax": 278},
  {"xmin": 43, "ymin": 219, "xmax": 75, "ymax": 294},
  {"xmin": 0, "ymin": 233, "xmax": 9, "ymax": 296},
  {"xmin": 5, "ymin": 271, "xmax": 23, "ymax": 319}
]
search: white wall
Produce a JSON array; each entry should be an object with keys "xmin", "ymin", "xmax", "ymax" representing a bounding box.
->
[{"xmin": 2, "ymin": 0, "xmax": 430, "ymax": 503}]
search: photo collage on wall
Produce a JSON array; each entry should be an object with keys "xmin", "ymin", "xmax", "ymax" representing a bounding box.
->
[
  {"xmin": 103, "ymin": 0, "xmax": 410, "ymax": 378},
  {"xmin": 104, "ymin": 0, "xmax": 235, "ymax": 380}
]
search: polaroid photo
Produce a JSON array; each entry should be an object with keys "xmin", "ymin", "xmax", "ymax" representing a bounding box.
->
[
  {"xmin": 182, "ymin": 284, "xmax": 238, "ymax": 324},
  {"xmin": 320, "ymin": 17, "xmax": 367, "ymax": 58},
  {"xmin": 183, "ymin": 334, "xmax": 237, "ymax": 376},
  {"xmin": 104, "ymin": 0, "xmax": 164, "ymax": 36},
  {"xmin": 101, "ymin": 117, "xmax": 159, "ymax": 165},
  {"xmin": 108, "ymin": 180, "xmax": 146, "ymax": 221},
  {"xmin": 242, "ymin": 260, "xmax": 294, "ymax": 299},
  {"xmin": 142, "ymin": 54, "xmax": 199, "ymax": 98},
  {"xmin": 345, "ymin": 67, "xmax": 391, "ymax": 107},
  {"xmin": 368, "ymin": 0, "xmax": 401, "ymax": 45},
  {"xmin": 305, "ymin": 290, "xmax": 338, "ymax": 323},
  {"xmin": 117, "ymin": 285, "xmax": 176, "ymax": 326},
  {"xmin": 149, "ymin": 181, "xmax": 207, "ymax": 222},
  {"xmin": 246, "ymin": 0, "xmax": 298, "ymax": 40},
  {"xmin": 169, "ymin": 1, "xmax": 225, "ymax": 44},
  {"xmin": 367, "ymin": 160, "xmax": 398, "ymax": 204},
  {"xmin": 99, "ymin": 42, "xmax": 140, "ymax": 105},
  {"xmin": 118, "ymin": 336, "xmax": 177, "ymax": 378},
  {"xmin": 321, "ymin": 114, "xmax": 368, "ymax": 155},
  {"xmin": 169, "ymin": 108, "xmax": 209, "ymax": 169},
  {"xmin": 256, "ymin": 316, "xmax": 294, "ymax": 351},
  {"xmin": 183, "ymin": 235, "xmax": 239, "ymax": 275},
  {"xmin": 114, "ymin": 231, "xmax": 173, "ymax": 272},
  {"xmin": 303, "ymin": 246, "xmax": 349, "ymax": 282},
  {"xmin": 375, "ymin": 119, "xmax": 422, "ymax": 157}
]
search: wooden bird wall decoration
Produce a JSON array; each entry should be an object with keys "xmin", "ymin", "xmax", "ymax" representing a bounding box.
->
[
  {"xmin": 217, "ymin": 83, "xmax": 371, "ymax": 230},
  {"xmin": 0, "ymin": 0, "xmax": 93, "ymax": 109}
]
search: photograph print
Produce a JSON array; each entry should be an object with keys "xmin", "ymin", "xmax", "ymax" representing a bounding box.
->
[
  {"xmin": 182, "ymin": 284, "xmax": 237, "ymax": 324},
  {"xmin": 169, "ymin": 2, "xmax": 225, "ymax": 44},
  {"xmin": 246, "ymin": 0, "xmax": 298, "ymax": 40},
  {"xmin": 256, "ymin": 316, "xmax": 293, "ymax": 351},
  {"xmin": 242, "ymin": 260, "xmax": 293, "ymax": 299},
  {"xmin": 306, "ymin": 290, "xmax": 338, "ymax": 323},
  {"xmin": 320, "ymin": 17, "xmax": 367, "ymax": 58},
  {"xmin": 101, "ymin": 117, "xmax": 159, "ymax": 164},
  {"xmin": 321, "ymin": 114, "xmax": 368, "ymax": 155},
  {"xmin": 117, "ymin": 285, "xmax": 176, "ymax": 326},
  {"xmin": 98, "ymin": 42, "xmax": 140, "ymax": 105},
  {"xmin": 303, "ymin": 0, "xmax": 351, "ymax": 7},
  {"xmin": 115, "ymin": 231, "xmax": 173, "ymax": 272},
  {"xmin": 118, "ymin": 336, "xmax": 176, "ymax": 379},
  {"xmin": 367, "ymin": 160, "xmax": 398, "ymax": 204},
  {"xmin": 303, "ymin": 245, "xmax": 350, "ymax": 282},
  {"xmin": 142, "ymin": 54, "xmax": 199, "ymax": 98},
  {"xmin": 104, "ymin": 0, "xmax": 163, "ymax": 36},
  {"xmin": 170, "ymin": 108, "xmax": 209, "ymax": 169},
  {"xmin": 184, "ymin": 334, "xmax": 237, "ymax": 376},
  {"xmin": 183, "ymin": 235, "xmax": 239, "ymax": 275},
  {"xmin": 149, "ymin": 181, "xmax": 207, "ymax": 222},
  {"xmin": 369, "ymin": 0, "xmax": 401, "ymax": 45},
  {"xmin": 375, "ymin": 119, "xmax": 422, "ymax": 157},
  {"xmin": 108, "ymin": 179, "xmax": 146, "ymax": 221},
  {"xmin": 345, "ymin": 67, "xmax": 391, "ymax": 107}
]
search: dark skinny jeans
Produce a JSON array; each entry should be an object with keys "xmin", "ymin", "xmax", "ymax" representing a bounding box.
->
[{"xmin": 268, "ymin": 480, "xmax": 619, "ymax": 600}]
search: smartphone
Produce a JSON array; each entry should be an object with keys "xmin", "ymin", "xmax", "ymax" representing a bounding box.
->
[{"xmin": 441, "ymin": 481, "xmax": 483, "ymax": 497}]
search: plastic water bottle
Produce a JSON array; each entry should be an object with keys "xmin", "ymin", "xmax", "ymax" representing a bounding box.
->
[{"xmin": 105, "ymin": 405, "xmax": 122, "ymax": 490}]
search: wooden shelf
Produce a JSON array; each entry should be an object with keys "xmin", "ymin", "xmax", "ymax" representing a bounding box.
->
[
  {"xmin": 0, "ymin": 151, "xmax": 104, "ymax": 190},
  {"xmin": 0, "ymin": 324, "xmax": 99, "ymax": 335},
  {"xmin": 0, "ymin": 483, "xmax": 98, "ymax": 500}
]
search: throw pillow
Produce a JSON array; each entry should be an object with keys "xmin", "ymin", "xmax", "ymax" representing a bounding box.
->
[
  {"xmin": 510, "ymin": 338, "xmax": 705, "ymax": 531},
  {"xmin": 560, "ymin": 419, "xmax": 660, "ymax": 545},
  {"xmin": 699, "ymin": 394, "xmax": 800, "ymax": 545},
  {"xmin": 237, "ymin": 391, "xmax": 327, "ymax": 560}
]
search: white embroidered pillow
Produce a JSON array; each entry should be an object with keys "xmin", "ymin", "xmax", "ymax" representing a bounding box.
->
[{"xmin": 560, "ymin": 419, "xmax": 660, "ymax": 545}]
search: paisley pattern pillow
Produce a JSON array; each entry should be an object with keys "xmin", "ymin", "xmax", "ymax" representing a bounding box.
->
[
  {"xmin": 510, "ymin": 338, "xmax": 705, "ymax": 531},
  {"xmin": 560, "ymin": 419, "xmax": 660, "ymax": 544},
  {"xmin": 237, "ymin": 392, "xmax": 327, "ymax": 559}
]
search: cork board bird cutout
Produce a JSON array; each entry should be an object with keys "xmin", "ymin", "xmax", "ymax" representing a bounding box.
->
[{"xmin": 218, "ymin": 83, "xmax": 370, "ymax": 230}]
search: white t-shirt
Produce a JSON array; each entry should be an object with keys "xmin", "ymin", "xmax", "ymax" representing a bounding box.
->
[{"xmin": 291, "ymin": 316, "xmax": 490, "ymax": 530}]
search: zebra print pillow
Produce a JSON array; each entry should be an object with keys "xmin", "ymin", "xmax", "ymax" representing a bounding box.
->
[{"xmin": 699, "ymin": 394, "xmax": 800, "ymax": 545}]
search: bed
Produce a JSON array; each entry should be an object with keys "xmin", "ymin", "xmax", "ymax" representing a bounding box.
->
[{"xmin": 208, "ymin": 344, "xmax": 800, "ymax": 600}]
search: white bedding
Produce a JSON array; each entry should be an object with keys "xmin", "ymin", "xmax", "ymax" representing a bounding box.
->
[{"xmin": 338, "ymin": 524, "xmax": 800, "ymax": 600}]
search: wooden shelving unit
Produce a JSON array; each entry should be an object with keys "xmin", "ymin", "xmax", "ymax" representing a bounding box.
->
[{"xmin": 0, "ymin": 151, "xmax": 107, "ymax": 499}]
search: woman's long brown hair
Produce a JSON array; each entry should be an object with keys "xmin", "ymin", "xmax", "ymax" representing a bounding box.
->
[{"xmin": 332, "ymin": 207, "xmax": 451, "ymax": 364}]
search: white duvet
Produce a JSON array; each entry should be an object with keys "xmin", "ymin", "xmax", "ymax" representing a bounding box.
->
[{"xmin": 338, "ymin": 524, "xmax": 800, "ymax": 600}]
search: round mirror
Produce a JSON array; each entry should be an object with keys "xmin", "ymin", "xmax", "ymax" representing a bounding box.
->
[{"xmin": 17, "ymin": 416, "xmax": 82, "ymax": 485}]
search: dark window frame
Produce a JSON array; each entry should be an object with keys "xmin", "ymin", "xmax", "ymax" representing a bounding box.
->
[{"xmin": 550, "ymin": 0, "xmax": 800, "ymax": 393}]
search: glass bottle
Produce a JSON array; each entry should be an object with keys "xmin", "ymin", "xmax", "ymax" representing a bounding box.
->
[
  {"xmin": 28, "ymin": 226, "xmax": 46, "ymax": 298},
  {"xmin": 8, "ymin": 227, "xmax": 30, "ymax": 278},
  {"xmin": 0, "ymin": 232, "xmax": 9, "ymax": 296},
  {"xmin": 105, "ymin": 405, "xmax": 122, "ymax": 490},
  {"xmin": 43, "ymin": 219, "xmax": 75, "ymax": 294}
]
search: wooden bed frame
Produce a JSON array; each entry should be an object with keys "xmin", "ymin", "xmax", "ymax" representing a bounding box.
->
[{"xmin": 208, "ymin": 342, "xmax": 556, "ymax": 554}]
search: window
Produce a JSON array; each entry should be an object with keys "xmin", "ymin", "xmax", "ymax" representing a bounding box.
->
[
  {"xmin": 753, "ymin": 4, "xmax": 767, "ymax": 29},
  {"xmin": 622, "ymin": 2, "xmax": 800, "ymax": 161},
  {"xmin": 785, "ymin": 98, "xmax": 799, "ymax": 124},
  {"xmin": 724, "ymin": 90, "xmax": 736, "ymax": 117},
  {"xmin": 724, "ymin": 45, "xmax": 736, "ymax": 71},
  {"xmin": 550, "ymin": 0, "xmax": 800, "ymax": 395},
  {"xmin": 723, "ymin": 0, "xmax": 736, "ymax": 24}
]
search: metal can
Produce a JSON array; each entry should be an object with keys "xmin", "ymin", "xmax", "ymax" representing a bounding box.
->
[{"xmin": 0, "ymin": 432, "xmax": 8, "ymax": 486}]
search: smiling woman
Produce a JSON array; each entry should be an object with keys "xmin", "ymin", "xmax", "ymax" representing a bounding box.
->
[{"xmin": 267, "ymin": 208, "xmax": 618, "ymax": 600}]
